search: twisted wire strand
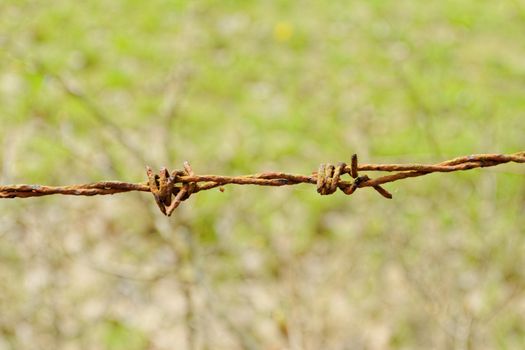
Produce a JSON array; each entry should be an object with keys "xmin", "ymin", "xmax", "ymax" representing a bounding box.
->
[{"xmin": 1, "ymin": 152, "xmax": 523, "ymax": 216}]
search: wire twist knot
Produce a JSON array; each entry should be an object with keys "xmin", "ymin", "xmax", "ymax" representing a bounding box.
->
[
  {"xmin": 315, "ymin": 154, "xmax": 393, "ymax": 199},
  {"xmin": 146, "ymin": 161, "xmax": 198, "ymax": 216},
  {"xmin": 316, "ymin": 162, "xmax": 346, "ymax": 195}
]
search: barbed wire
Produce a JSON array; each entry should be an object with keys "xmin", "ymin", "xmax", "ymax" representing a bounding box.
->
[{"xmin": 1, "ymin": 152, "xmax": 523, "ymax": 216}]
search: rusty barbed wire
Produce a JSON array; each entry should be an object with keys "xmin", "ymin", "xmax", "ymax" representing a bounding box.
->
[{"xmin": 1, "ymin": 152, "xmax": 523, "ymax": 216}]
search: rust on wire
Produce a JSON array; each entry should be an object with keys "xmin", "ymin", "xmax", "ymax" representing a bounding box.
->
[{"xmin": 0, "ymin": 152, "xmax": 523, "ymax": 216}]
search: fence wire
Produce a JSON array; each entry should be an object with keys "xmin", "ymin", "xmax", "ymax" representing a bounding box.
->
[{"xmin": 1, "ymin": 152, "xmax": 524, "ymax": 216}]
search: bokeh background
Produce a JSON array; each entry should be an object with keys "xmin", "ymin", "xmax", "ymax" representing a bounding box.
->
[{"xmin": 1, "ymin": 1, "xmax": 525, "ymax": 349}]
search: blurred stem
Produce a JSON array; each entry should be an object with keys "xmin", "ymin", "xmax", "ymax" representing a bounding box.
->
[
  {"xmin": 29, "ymin": 59, "xmax": 149, "ymax": 167},
  {"xmin": 148, "ymin": 212, "xmax": 199, "ymax": 350},
  {"xmin": 159, "ymin": 66, "xmax": 192, "ymax": 165},
  {"xmin": 181, "ymin": 228, "xmax": 197, "ymax": 350},
  {"xmin": 396, "ymin": 68, "xmax": 443, "ymax": 157},
  {"xmin": 55, "ymin": 75, "xmax": 148, "ymax": 166}
]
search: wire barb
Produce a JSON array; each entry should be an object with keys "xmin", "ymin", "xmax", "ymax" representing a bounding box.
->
[{"xmin": 1, "ymin": 152, "xmax": 523, "ymax": 216}]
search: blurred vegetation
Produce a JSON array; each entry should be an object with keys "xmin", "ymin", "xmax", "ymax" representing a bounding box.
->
[{"xmin": 1, "ymin": 0, "xmax": 525, "ymax": 349}]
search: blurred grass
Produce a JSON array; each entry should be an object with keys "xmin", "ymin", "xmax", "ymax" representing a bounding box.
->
[{"xmin": 1, "ymin": 0, "xmax": 525, "ymax": 349}]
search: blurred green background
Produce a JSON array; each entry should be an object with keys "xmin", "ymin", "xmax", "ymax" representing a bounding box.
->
[{"xmin": 1, "ymin": 0, "xmax": 525, "ymax": 349}]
